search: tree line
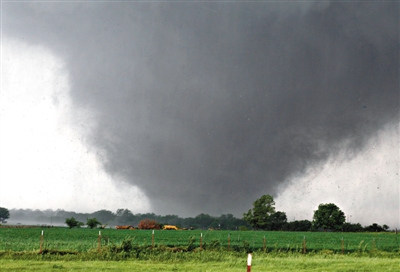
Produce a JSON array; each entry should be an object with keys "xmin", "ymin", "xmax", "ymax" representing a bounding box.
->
[
  {"xmin": 0, "ymin": 195, "xmax": 392, "ymax": 232},
  {"xmin": 242, "ymin": 195, "xmax": 390, "ymax": 232},
  {"xmin": 5, "ymin": 208, "xmax": 248, "ymax": 230}
]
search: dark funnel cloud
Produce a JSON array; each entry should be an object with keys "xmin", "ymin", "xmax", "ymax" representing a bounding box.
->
[{"xmin": 4, "ymin": 1, "xmax": 398, "ymax": 216}]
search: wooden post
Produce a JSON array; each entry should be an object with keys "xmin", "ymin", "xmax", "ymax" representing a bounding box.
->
[
  {"xmin": 302, "ymin": 236, "xmax": 306, "ymax": 254},
  {"xmin": 247, "ymin": 253, "xmax": 252, "ymax": 272},
  {"xmin": 152, "ymin": 230, "xmax": 155, "ymax": 248},
  {"xmin": 341, "ymin": 237, "xmax": 344, "ymax": 255},
  {"xmin": 263, "ymin": 235, "xmax": 266, "ymax": 252},
  {"xmin": 98, "ymin": 231, "xmax": 102, "ymax": 251},
  {"xmin": 39, "ymin": 230, "xmax": 44, "ymax": 254},
  {"xmin": 200, "ymin": 233, "xmax": 203, "ymax": 249},
  {"xmin": 228, "ymin": 234, "xmax": 231, "ymax": 251}
]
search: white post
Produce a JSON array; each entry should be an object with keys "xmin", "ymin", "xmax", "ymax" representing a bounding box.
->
[
  {"xmin": 152, "ymin": 229, "xmax": 155, "ymax": 247},
  {"xmin": 39, "ymin": 230, "xmax": 44, "ymax": 253},
  {"xmin": 98, "ymin": 230, "xmax": 102, "ymax": 251},
  {"xmin": 247, "ymin": 253, "xmax": 252, "ymax": 272}
]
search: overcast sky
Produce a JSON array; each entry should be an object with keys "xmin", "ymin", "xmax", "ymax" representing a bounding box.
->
[{"xmin": 0, "ymin": 1, "xmax": 398, "ymax": 228}]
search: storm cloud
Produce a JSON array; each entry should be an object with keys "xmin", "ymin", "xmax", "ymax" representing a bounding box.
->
[{"xmin": 3, "ymin": 1, "xmax": 398, "ymax": 216}]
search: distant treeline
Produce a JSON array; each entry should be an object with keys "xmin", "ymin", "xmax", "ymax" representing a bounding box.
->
[
  {"xmin": 10, "ymin": 209, "xmax": 249, "ymax": 230},
  {"xmin": 9, "ymin": 208, "xmax": 390, "ymax": 232}
]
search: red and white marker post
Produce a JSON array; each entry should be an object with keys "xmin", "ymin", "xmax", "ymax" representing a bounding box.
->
[{"xmin": 247, "ymin": 253, "xmax": 252, "ymax": 272}]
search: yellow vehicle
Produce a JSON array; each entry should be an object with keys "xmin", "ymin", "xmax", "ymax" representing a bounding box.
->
[{"xmin": 163, "ymin": 225, "xmax": 178, "ymax": 230}]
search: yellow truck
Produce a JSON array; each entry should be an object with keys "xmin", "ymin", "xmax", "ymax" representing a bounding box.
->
[{"xmin": 163, "ymin": 225, "xmax": 178, "ymax": 230}]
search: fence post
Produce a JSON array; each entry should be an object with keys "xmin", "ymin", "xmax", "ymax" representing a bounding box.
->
[
  {"xmin": 200, "ymin": 233, "xmax": 203, "ymax": 249},
  {"xmin": 39, "ymin": 230, "xmax": 44, "ymax": 254},
  {"xmin": 341, "ymin": 237, "xmax": 344, "ymax": 255},
  {"xmin": 302, "ymin": 236, "xmax": 306, "ymax": 254},
  {"xmin": 247, "ymin": 253, "xmax": 252, "ymax": 272},
  {"xmin": 263, "ymin": 235, "xmax": 266, "ymax": 253},
  {"xmin": 98, "ymin": 231, "xmax": 102, "ymax": 251},
  {"xmin": 152, "ymin": 230, "xmax": 155, "ymax": 248}
]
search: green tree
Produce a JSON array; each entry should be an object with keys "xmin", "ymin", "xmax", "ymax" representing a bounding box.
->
[
  {"xmin": 382, "ymin": 224, "xmax": 389, "ymax": 231},
  {"xmin": 312, "ymin": 203, "xmax": 345, "ymax": 231},
  {"xmin": 282, "ymin": 220, "xmax": 312, "ymax": 231},
  {"xmin": 342, "ymin": 222, "xmax": 363, "ymax": 232},
  {"xmin": 243, "ymin": 194, "xmax": 276, "ymax": 230},
  {"xmin": 0, "ymin": 207, "xmax": 10, "ymax": 223},
  {"xmin": 65, "ymin": 217, "xmax": 84, "ymax": 229},
  {"xmin": 269, "ymin": 211, "xmax": 287, "ymax": 230},
  {"xmin": 86, "ymin": 217, "xmax": 102, "ymax": 229},
  {"xmin": 115, "ymin": 209, "xmax": 135, "ymax": 224},
  {"xmin": 92, "ymin": 209, "xmax": 116, "ymax": 224},
  {"xmin": 364, "ymin": 223, "xmax": 387, "ymax": 232},
  {"xmin": 194, "ymin": 213, "xmax": 215, "ymax": 229}
]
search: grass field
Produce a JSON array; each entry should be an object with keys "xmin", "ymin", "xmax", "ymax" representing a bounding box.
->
[
  {"xmin": 0, "ymin": 227, "xmax": 399, "ymax": 253},
  {"xmin": 0, "ymin": 227, "xmax": 399, "ymax": 271}
]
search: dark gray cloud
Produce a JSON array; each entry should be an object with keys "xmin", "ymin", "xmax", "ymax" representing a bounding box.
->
[{"xmin": 4, "ymin": 1, "xmax": 398, "ymax": 216}]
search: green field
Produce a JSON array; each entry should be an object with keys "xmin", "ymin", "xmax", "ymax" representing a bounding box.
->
[
  {"xmin": 1, "ymin": 227, "xmax": 399, "ymax": 253},
  {"xmin": 1, "ymin": 227, "xmax": 399, "ymax": 271}
]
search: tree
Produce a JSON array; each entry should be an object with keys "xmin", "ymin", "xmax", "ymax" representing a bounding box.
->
[
  {"xmin": 382, "ymin": 224, "xmax": 389, "ymax": 231},
  {"xmin": 282, "ymin": 220, "xmax": 312, "ymax": 231},
  {"xmin": 312, "ymin": 203, "xmax": 345, "ymax": 231},
  {"xmin": 115, "ymin": 209, "xmax": 135, "ymax": 224},
  {"xmin": 364, "ymin": 223, "xmax": 387, "ymax": 232},
  {"xmin": 194, "ymin": 213, "xmax": 215, "ymax": 229},
  {"xmin": 243, "ymin": 194, "xmax": 276, "ymax": 230},
  {"xmin": 269, "ymin": 211, "xmax": 287, "ymax": 230},
  {"xmin": 217, "ymin": 214, "xmax": 246, "ymax": 230},
  {"xmin": 86, "ymin": 218, "xmax": 102, "ymax": 229},
  {"xmin": 92, "ymin": 210, "xmax": 116, "ymax": 224},
  {"xmin": 65, "ymin": 217, "xmax": 84, "ymax": 229},
  {"xmin": 342, "ymin": 222, "xmax": 363, "ymax": 232},
  {"xmin": 0, "ymin": 207, "xmax": 10, "ymax": 223}
]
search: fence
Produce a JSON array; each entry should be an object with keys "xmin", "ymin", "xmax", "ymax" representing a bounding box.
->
[{"xmin": 0, "ymin": 228, "xmax": 398, "ymax": 253}]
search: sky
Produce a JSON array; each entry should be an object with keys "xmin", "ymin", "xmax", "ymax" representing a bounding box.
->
[{"xmin": 0, "ymin": 1, "xmax": 398, "ymax": 228}]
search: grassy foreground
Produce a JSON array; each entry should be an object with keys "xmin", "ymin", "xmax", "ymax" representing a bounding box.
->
[{"xmin": 1, "ymin": 254, "xmax": 399, "ymax": 271}]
